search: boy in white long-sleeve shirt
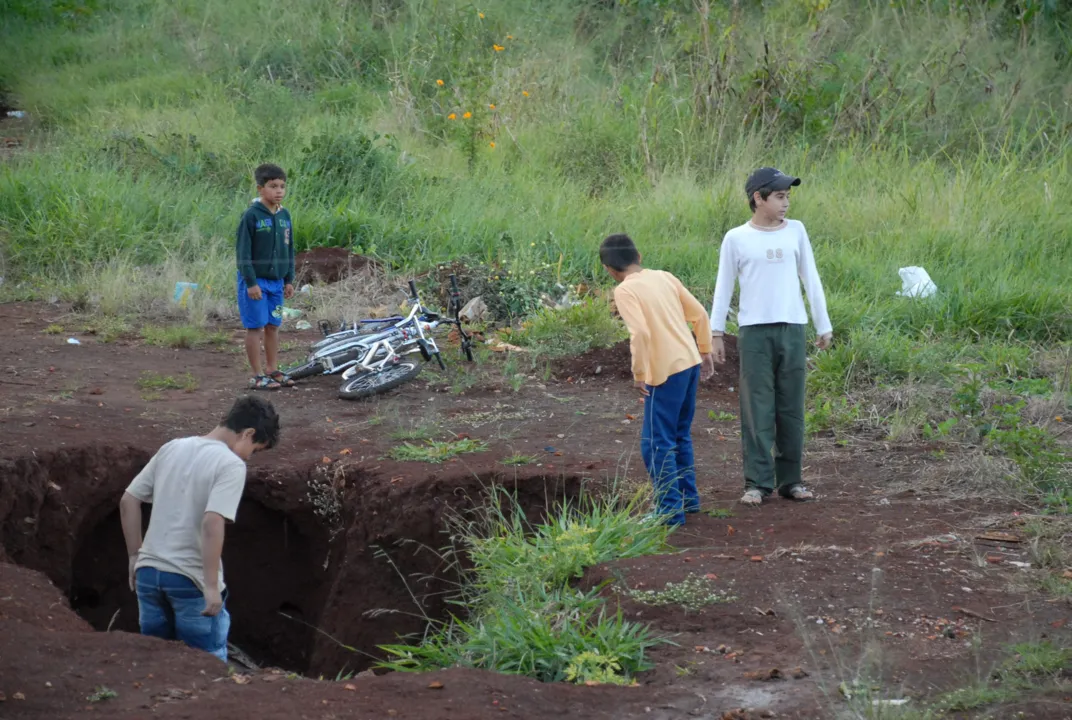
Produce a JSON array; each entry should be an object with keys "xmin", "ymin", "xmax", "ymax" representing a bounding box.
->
[{"xmin": 709, "ymin": 167, "xmax": 833, "ymax": 506}]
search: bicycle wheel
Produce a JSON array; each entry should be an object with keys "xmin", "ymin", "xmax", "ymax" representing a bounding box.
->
[
  {"xmin": 337, "ymin": 361, "xmax": 422, "ymax": 400},
  {"xmin": 285, "ymin": 360, "xmax": 324, "ymax": 380}
]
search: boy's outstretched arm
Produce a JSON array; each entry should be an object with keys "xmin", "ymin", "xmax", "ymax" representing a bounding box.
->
[
  {"xmin": 200, "ymin": 512, "xmax": 226, "ymax": 617},
  {"xmin": 708, "ymin": 236, "xmax": 737, "ymax": 364},
  {"xmin": 119, "ymin": 493, "xmax": 144, "ymax": 590},
  {"xmin": 709, "ymin": 235, "xmax": 737, "ymax": 335},
  {"xmin": 796, "ymin": 225, "xmax": 833, "ymax": 346},
  {"xmin": 121, "ymin": 449, "xmax": 160, "ymax": 590},
  {"xmin": 669, "ymin": 275, "xmax": 715, "ymax": 380},
  {"xmin": 669, "ymin": 275, "xmax": 713, "ymax": 347},
  {"xmin": 201, "ymin": 462, "xmax": 246, "ymax": 617}
]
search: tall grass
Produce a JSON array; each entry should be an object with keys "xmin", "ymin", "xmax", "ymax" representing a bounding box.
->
[
  {"xmin": 377, "ymin": 485, "xmax": 671, "ymax": 684},
  {"xmin": 1, "ymin": 0, "xmax": 1070, "ymax": 433}
]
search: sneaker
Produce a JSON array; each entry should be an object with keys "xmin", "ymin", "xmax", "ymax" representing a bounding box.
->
[
  {"xmin": 740, "ymin": 489, "xmax": 764, "ymax": 506},
  {"xmin": 782, "ymin": 485, "xmax": 814, "ymax": 501}
]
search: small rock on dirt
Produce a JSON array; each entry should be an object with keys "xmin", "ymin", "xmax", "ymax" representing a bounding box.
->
[{"xmin": 427, "ymin": 681, "xmax": 444, "ymax": 690}]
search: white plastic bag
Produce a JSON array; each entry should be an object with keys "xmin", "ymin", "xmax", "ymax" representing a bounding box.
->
[{"xmin": 895, "ymin": 266, "xmax": 937, "ymax": 298}]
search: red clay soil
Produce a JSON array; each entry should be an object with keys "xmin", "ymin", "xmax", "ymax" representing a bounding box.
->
[
  {"xmin": 295, "ymin": 248, "xmax": 379, "ymax": 284},
  {"xmin": 555, "ymin": 335, "xmax": 740, "ymax": 387},
  {"xmin": 1, "ymin": 301, "xmax": 1070, "ymax": 720}
]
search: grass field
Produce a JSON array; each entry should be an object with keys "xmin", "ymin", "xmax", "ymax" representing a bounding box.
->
[{"xmin": 2, "ymin": 0, "xmax": 1069, "ymax": 498}]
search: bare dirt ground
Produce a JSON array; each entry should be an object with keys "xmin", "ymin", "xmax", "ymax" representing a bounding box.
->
[{"xmin": 1, "ymin": 300, "xmax": 1069, "ymax": 719}]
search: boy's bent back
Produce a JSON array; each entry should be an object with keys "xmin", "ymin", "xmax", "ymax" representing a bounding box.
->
[
  {"xmin": 613, "ymin": 269, "xmax": 711, "ymax": 387},
  {"xmin": 127, "ymin": 437, "xmax": 246, "ymax": 592}
]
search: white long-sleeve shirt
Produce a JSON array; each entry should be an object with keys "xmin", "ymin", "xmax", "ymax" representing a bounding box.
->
[{"xmin": 709, "ymin": 219, "xmax": 832, "ymax": 335}]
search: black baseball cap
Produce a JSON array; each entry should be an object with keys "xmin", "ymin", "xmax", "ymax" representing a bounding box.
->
[{"xmin": 745, "ymin": 167, "xmax": 801, "ymax": 198}]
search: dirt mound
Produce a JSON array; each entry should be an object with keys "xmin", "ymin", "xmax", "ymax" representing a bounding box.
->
[
  {"xmin": 555, "ymin": 335, "xmax": 739, "ymax": 386},
  {"xmin": 295, "ymin": 247, "xmax": 379, "ymax": 284}
]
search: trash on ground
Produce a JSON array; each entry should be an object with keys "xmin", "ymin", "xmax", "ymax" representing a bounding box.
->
[
  {"xmin": 6, "ymin": 110, "xmax": 27, "ymax": 119},
  {"xmin": 873, "ymin": 699, "xmax": 910, "ymax": 707},
  {"xmin": 299, "ymin": 284, "xmax": 312, "ymax": 295},
  {"xmin": 486, "ymin": 338, "xmax": 527, "ymax": 353},
  {"xmin": 281, "ymin": 307, "xmax": 302, "ymax": 319},
  {"xmin": 894, "ymin": 266, "xmax": 937, "ymax": 298},
  {"xmin": 66, "ymin": 338, "xmax": 81, "ymax": 345},
  {"xmin": 459, "ymin": 296, "xmax": 488, "ymax": 323},
  {"xmin": 173, "ymin": 281, "xmax": 198, "ymax": 305}
]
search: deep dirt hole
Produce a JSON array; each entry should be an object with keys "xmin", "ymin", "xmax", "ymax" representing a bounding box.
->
[
  {"xmin": 71, "ymin": 499, "xmax": 330, "ymax": 672},
  {"xmin": 1, "ymin": 446, "xmax": 581, "ymax": 677}
]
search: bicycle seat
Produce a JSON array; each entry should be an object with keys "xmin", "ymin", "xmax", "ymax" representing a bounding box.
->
[{"xmin": 420, "ymin": 310, "xmax": 440, "ymax": 321}]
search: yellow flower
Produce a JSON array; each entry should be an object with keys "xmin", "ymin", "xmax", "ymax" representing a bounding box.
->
[
  {"xmin": 1057, "ymin": 415, "xmax": 1064, "ymax": 422},
  {"xmin": 489, "ymin": 103, "xmax": 496, "ymax": 110},
  {"xmin": 463, "ymin": 111, "xmax": 472, "ymax": 119},
  {"xmin": 478, "ymin": 11, "xmax": 484, "ymax": 18},
  {"xmin": 447, "ymin": 113, "xmax": 456, "ymax": 120},
  {"xmin": 506, "ymin": 34, "xmax": 514, "ymax": 40},
  {"xmin": 436, "ymin": 79, "xmax": 444, "ymax": 86},
  {"xmin": 492, "ymin": 44, "xmax": 504, "ymax": 52},
  {"xmin": 489, "ymin": 142, "xmax": 496, "ymax": 148},
  {"xmin": 522, "ymin": 90, "xmax": 529, "ymax": 97}
]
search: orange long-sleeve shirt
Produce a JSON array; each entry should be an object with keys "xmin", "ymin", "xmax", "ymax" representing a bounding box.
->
[{"xmin": 613, "ymin": 269, "xmax": 713, "ymax": 387}]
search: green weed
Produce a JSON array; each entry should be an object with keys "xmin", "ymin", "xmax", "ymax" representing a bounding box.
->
[
  {"xmin": 136, "ymin": 371, "xmax": 198, "ymax": 398},
  {"xmin": 624, "ymin": 573, "xmax": 736, "ymax": 612},
  {"xmin": 500, "ymin": 453, "xmax": 537, "ymax": 467},
  {"xmin": 704, "ymin": 507, "xmax": 734, "ymax": 519},
  {"xmin": 510, "ymin": 297, "xmax": 627, "ymax": 359},
  {"xmin": 389, "ymin": 424, "xmax": 438, "ymax": 442},
  {"xmin": 388, "ymin": 438, "xmax": 488, "ymax": 463},
  {"xmin": 86, "ymin": 687, "xmax": 117, "ymax": 703},
  {"xmin": 377, "ymin": 486, "xmax": 670, "ymax": 685},
  {"xmin": 141, "ymin": 324, "xmax": 224, "ymax": 349},
  {"xmin": 707, "ymin": 411, "xmax": 736, "ymax": 422}
]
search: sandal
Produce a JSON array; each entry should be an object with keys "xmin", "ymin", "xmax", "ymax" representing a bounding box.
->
[
  {"xmin": 783, "ymin": 485, "xmax": 814, "ymax": 501},
  {"xmin": 740, "ymin": 489, "xmax": 764, "ymax": 506},
  {"xmin": 249, "ymin": 375, "xmax": 281, "ymax": 391},
  {"xmin": 268, "ymin": 370, "xmax": 297, "ymax": 387}
]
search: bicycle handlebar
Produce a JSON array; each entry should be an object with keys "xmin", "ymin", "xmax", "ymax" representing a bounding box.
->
[
  {"xmin": 408, "ymin": 280, "xmax": 418, "ymax": 298},
  {"xmin": 449, "ymin": 274, "xmax": 459, "ymax": 293}
]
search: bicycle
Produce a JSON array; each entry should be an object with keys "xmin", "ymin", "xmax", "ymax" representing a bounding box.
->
[{"xmin": 284, "ymin": 274, "xmax": 475, "ymax": 400}]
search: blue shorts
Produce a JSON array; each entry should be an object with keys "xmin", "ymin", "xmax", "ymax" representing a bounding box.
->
[
  {"xmin": 237, "ymin": 273, "xmax": 284, "ymax": 330},
  {"xmin": 135, "ymin": 567, "xmax": 231, "ymax": 662}
]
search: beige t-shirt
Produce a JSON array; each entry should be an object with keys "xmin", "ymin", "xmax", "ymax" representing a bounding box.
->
[{"xmin": 126, "ymin": 437, "xmax": 247, "ymax": 593}]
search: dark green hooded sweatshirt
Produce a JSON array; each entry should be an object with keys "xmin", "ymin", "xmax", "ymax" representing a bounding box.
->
[{"xmin": 236, "ymin": 199, "xmax": 295, "ymax": 286}]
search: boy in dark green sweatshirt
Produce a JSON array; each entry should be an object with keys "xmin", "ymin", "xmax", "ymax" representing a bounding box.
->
[{"xmin": 236, "ymin": 163, "xmax": 297, "ymax": 390}]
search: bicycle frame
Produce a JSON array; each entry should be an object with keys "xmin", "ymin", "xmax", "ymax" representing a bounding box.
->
[{"xmin": 293, "ymin": 274, "xmax": 472, "ymax": 380}]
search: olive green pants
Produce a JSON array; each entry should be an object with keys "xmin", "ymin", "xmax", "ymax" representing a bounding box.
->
[{"xmin": 737, "ymin": 323, "xmax": 806, "ymax": 496}]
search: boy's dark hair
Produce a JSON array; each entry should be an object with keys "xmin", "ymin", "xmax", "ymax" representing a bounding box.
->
[
  {"xmin": 254, "ymin": 163, "xmax": 287, "ymax": 188},
  {"xmin": 222, "ymin": 395, "xmax": 281, "ymax": 448},
  {"xmin": 600, "ymin": 233, "xmax": 641, "ymax": 272},
  {"xmin": 748, "ymin": 187, "xmax": 774, "ymax": 212}
]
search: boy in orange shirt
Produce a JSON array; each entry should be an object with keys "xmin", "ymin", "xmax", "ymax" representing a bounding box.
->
[{"xmin": 601, "ymin": 234, "xmax": 715, "ymax": 526}]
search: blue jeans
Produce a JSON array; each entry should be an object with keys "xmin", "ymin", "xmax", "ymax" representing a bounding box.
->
[
  {"xmin": 641, "ymin": 364, "xmax": 702, "ymax": 526},
  {"xmin": 135, "ymin": 567, "xmax": 230, "ymax": 662}
]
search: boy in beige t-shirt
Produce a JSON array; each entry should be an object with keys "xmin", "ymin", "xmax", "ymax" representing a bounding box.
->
[{"xmin": 119, "ymin": 396, "xmax": 280, "ymax": 662}]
